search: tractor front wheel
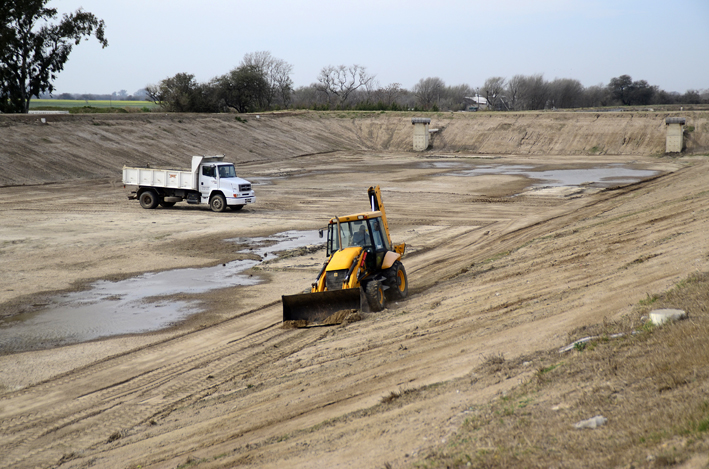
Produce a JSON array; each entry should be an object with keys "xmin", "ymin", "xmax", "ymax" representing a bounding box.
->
[{"xmin": 365, "ymin": 280, "xmax": 386, "ymax": 312}]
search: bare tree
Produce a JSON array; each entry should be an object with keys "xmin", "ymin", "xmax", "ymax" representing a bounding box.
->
[
  {"xmin": 481, "ymin": 77, "xmax": 506, "ymax": 110},
  {"xmin": 376, "ymin": 82, "xmax": 403, "ymax": 107},
  {"xmin": 442, "ymin": 84, "xmax": 472, "ymax": 111},
  {"xmin": 413, "ymin": 77, "xmax": 445, "ymax": 110},
  {"xmin": 506, "ymin": 74, "xmax": 548, "ymax": 110},
  {"xmin": 315, "ymin": 64, "xmax": 375, "ymax": 108},
  {"xmin": 506, "ymin": 75, "xmax": 524, "ymax": 110}
]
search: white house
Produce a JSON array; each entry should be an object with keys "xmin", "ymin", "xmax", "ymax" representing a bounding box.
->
[{"xmin": 464, "ymin": 96, "xmax": 488, "ymax": 111}]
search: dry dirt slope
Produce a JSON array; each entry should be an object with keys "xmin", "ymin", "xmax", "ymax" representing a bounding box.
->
[{"xmin": 1, "ymin": 110, "xmax": 707, "ymax": 187}]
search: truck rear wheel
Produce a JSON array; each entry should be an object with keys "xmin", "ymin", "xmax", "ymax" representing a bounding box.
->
[
  {"xmin": 210, "ymin": 194, "xmax": 226, "ymax": 212},
  {"xmin": 365, "ymin": 280, "xmax": 386, "ymax": 312},
  {"xmin": 139, "ymin": 190, "xmax": 159, "ymax": 209}
]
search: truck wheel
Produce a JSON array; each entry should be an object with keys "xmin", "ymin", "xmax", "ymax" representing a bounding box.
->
[
  {"xmin": 385, "ymin": 261, "xmax": 408, "ymax": 301},
  {"xmin": 160, "ymin": 201, "xmax": 176, "ymax": 208},
  {"xmin": 139, "ymin": 190, "xmax": 159, "ymax": 209},
  {"xmin": 230, "ymin": 205, "xmax": 244, "ymax": 211},
  {"xmin": 365, "ymin": 280, "xmax": 386, "ymax": 312},
  {"xmin": 210, "ymin": 194, "xmax": 226, "ymax": 212}
]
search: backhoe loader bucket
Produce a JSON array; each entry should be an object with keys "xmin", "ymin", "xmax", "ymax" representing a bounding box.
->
[{"xmin": 282, "ymin": 288, "xmax": 368, "ymax": 326}]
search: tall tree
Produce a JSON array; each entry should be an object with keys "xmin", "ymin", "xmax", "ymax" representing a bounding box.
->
[
  {"xmin": 413, "ymin": 77, "xmax": 445, "ymax": 110},
  {"xmin": 240, "ymin": 51, "xmax": 293, "ymax": 108},
  {"xmin": 481, "ymin": 76, "xmax": 506, "ymax": 110},
  {"xmin": 548, "ymin": 78, "xmax": 584, "ymax": 109},
  {"xmin": 214, "ymin": 64, "xmax": 270, "ymax": 113},
  {"xmin": 0, "ymin": 0, "xmax": 107, "ymax": 113}
]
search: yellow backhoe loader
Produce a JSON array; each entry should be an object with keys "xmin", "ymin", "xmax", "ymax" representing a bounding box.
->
[{"xmin": 282, "ymin": 186, "xmax": 408, "ymax": 325}]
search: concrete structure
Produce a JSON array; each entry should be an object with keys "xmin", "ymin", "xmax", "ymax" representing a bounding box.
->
[
  {"xmin": 665, "ymin": 117, "xmax": 686, "ymax": 153},
  {"xmin": 411, "ymin": 117, "xmax": 431, "ymax": 151},
  {"xmin": 650, "ymin": 308, "xmax": 687, "ymax": 326}
]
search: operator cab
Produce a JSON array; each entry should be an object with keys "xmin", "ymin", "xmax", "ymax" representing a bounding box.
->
[{"xmin": 327, "ymin": 213, "xmax": 391, "ymax": 270}]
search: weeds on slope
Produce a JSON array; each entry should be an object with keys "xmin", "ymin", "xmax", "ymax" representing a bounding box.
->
[{"xmin": 418, "ymin": 272, "xmax": 709, "ymax": 468}]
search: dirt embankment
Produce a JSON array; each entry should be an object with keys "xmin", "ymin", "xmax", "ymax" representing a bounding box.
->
[{"xmin": 1, "ymin": 110, "xmax": 707, "ymax": 187}]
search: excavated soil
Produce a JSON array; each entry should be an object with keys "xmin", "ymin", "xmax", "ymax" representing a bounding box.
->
[{"xmin": 0, "ymin": 111, "xmax": 708, "ymax": 468}]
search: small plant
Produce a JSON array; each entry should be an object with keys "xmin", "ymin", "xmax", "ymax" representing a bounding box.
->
[
  {"xmin": 639, "ymin": 293, "xmax": 659, "ymax": 306},
  {"xmin": 235, "ymin": 116, "xmax": 248, "ymax": 123}
]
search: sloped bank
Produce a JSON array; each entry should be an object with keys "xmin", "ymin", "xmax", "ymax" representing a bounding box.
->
[{"xmin": 0, "ymin": 110, "xmax": 706, "ymax": 186}]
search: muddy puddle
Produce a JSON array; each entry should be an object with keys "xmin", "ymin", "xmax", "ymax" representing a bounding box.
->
[
  {"xmin": 426, "ymin": 162, "xmax": 659, "ymax": 188},
  {"xmin": 0, "ymin": 230, "xmax": 322, "ymax": 353}
]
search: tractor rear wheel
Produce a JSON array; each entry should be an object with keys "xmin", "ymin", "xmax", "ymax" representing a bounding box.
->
[{"xmin": 385, "ymin": 261, "xmax": 408, "ymax": 301}]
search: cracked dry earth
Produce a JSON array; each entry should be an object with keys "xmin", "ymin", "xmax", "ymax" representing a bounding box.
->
[{"xmin": 0, "ymin": 149, "xmax": 701, "ymax": 468}]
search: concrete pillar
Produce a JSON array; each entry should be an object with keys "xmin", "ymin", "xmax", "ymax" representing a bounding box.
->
[
  {"xmin": 665, "ymin": 117, "xmax": 686, "ymax": 153},
  {"xmin": 411, "ymin": 117, "xmax": 431, "ymax": 151}
]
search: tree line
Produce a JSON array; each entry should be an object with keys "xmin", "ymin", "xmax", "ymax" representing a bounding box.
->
[{"xmin": 147, "ymin": 59, "xmax": 709, "ymax": 113}]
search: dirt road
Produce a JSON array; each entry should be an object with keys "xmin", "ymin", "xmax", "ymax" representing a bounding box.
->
[{"xmin": 2, "ymin": 140, "xmax": 703, "ymax": 468}]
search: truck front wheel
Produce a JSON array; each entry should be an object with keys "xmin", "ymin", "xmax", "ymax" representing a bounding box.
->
[
  {"xmin": 139, "ymin": 190, "xmax": 159, "ymax": 209},
  {"xmin": 210, "ymin": 194, "xmax": 227, "ymax": 212}
]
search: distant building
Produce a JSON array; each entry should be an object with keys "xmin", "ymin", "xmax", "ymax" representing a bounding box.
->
[{"xmin": 464, "ymin": 96, "xmax": 488, "ymax": 111}]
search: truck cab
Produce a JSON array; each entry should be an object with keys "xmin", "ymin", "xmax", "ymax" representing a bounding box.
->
[{"xmin": 197, "ymin": 158, "xmax": 255, "ymax": 211}]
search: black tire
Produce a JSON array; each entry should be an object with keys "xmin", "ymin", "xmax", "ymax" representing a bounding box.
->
[
  {"xmin": 230, "ymin": 205, "xmax": 244, "ymax": 211},
  {"xmin": 160, "ymin": 201, "xmax": 176, "ymax": 208},
  {"xmin": 139, "ymin": 190, "xmax": 159, "ymax": 209},
  {"xmin": 210, "ymin": 194, "xmax": 227, "ymax": 212},
  {"xmin": 385, "ymin": 261, "xmax": 408, "ymax": 301},
  {"xmin": 365, "ymin": 280, "xmax": 386, "ymax": 312}
]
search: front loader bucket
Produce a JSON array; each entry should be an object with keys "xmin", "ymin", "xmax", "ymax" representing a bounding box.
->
[{"xmin": 282, "ymin": 288, "xmax": 367, "ymax": 326}]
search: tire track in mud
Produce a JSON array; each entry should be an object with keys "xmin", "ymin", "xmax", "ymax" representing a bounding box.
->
[{"xmin": 0, "ymin": 316, "xmax": 328, "ymax": 469}]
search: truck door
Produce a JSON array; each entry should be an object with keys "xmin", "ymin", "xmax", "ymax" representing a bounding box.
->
[{"xmin": 199, "ymin": 165, "xmax": 218, "ymax": 200}]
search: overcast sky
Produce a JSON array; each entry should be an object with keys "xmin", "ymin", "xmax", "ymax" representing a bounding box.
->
[{"xmin": 50, "ymin": 0, "xmax": 708, "ymax": 96}]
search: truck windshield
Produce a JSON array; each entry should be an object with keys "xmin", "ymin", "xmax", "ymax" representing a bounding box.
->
[{"xmin": 218, "ymin": 165, "xmax": 236, "ymax": 178}]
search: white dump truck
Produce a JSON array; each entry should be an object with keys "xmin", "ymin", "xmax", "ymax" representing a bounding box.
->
[{"xmin": 122, "ymin": 155, "xmax": 256, "ymax": 212}]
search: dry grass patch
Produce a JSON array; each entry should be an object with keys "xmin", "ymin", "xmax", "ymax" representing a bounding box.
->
[{"xmin": 418, "ymin": 272, "xmax": 709, "ymax": 468}]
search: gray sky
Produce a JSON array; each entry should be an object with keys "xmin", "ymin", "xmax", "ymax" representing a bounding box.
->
[{"xmin": 51, "ymin": 0, "xmax": 709, "ymax": 96}]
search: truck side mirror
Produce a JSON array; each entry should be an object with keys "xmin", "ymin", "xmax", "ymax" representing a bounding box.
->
[{"xmin": 319, "ymin": 229, "xmax": 324, "ymax": 238}]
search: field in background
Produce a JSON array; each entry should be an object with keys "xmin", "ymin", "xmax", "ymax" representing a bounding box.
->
[{"xmin": 30, "ymin": 99, "xmax": 158, "ymax": 111}]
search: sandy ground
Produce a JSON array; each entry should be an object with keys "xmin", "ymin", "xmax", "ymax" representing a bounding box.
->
[{"xmin": 0, "ymin": 148, "xmax": 703, "ymax": 468}]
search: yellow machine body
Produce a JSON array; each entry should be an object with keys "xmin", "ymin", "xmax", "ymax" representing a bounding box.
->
[{"xmin": 282, "ymin": 186, "xmax": 408, "ymax": 325}]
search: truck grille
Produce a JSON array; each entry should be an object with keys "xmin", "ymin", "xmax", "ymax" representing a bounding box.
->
[
  {"xmin": 239, "ymin": 184, "xmax": 251, "ymax": 192},
  {"xmin": 325, "ymin": 270, "xmax": 348, "ymax": 291}
]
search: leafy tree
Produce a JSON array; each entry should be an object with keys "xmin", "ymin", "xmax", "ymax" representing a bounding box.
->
[
  {"xmin": 607, "ymin": 75, "xmax": 657, "ymax": 106},
  {"xmin": 240, "ymin": 51, "xmax": 293, "ymax": 108},
  {"xmin": 214, "ymin": 64, "xmax": 270, "ymax": 113},
  {"xmin": 608, "ymin": 74, "xmax": 634, "ymax": 105},
  {"xmin": 0, "ymin": 0, "xmax": 107, "ymax": 113},
  {"xmin": 146, "ymin": 73, "xmax": 201, "ymax": 112}
]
